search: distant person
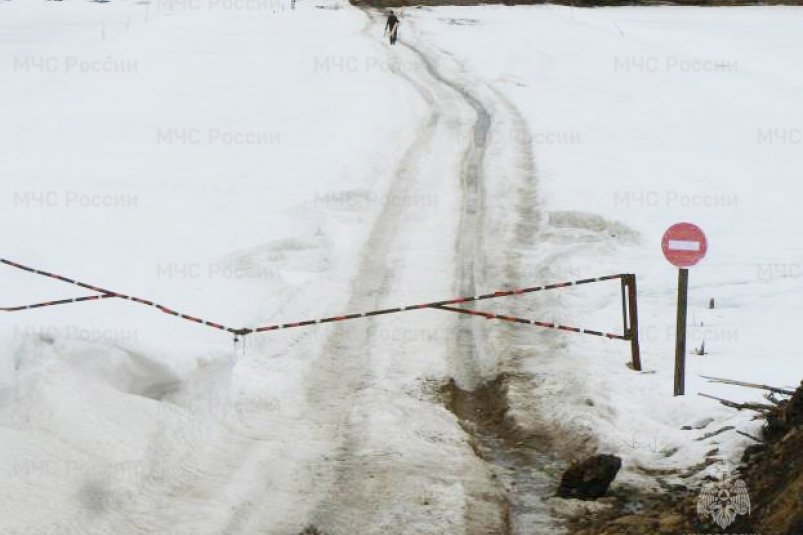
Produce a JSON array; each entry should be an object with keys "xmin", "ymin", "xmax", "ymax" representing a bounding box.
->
[{"xmin": 385, "ymin": 11, "xmax": 399, "ymax": 45}]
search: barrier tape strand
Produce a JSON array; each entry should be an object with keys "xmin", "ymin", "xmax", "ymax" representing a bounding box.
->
[
  {"xmin": 2, "ymin": 258, "xmax": 629, "ymax": 341},
  {"xmin": 1, "ymin": 294, "xmax": 118, "ymax": 312},
  {"xmin": 431, "ymin": 304, "xmax": 626, "ymax": 340}
]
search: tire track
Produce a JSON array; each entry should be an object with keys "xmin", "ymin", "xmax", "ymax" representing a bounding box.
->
[
  {"xmin": 295, "ymin": 11, "xmax": 485, "ymax": 534},
  {"xmin": 287, "ymin": 9, "xmax": 557, "ymax": 534},
  {"xmin": 299, "ymin": 54, "xmax": 444, "ymax": 535},
  {"xmin": 404, "ymin": 23, "xmax": 564, "ymax": 535},
  {"xmin": 405, "ymin": 45, "xmax": 489, "ymax": 386}
]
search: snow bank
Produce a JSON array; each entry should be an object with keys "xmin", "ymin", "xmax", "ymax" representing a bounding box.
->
[{"xmin": 1, "ymin": 0, "xmax": 426, "ymax": 532}]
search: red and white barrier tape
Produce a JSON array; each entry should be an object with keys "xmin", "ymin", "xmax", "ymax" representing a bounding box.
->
[
  {"xmin": 2, "ymin": 294, "xmax": 118, "ymax": 312},
  {"xmin": 1, "ymin": 258, "xmax": 235, "ymax": 333},
  {"xmin": 2, "ymin": 257, "xmax": 629, "ymax": 341},
  {"xmin": 431, "ymin": 305, "xmax": 626, "ymax": 340}
]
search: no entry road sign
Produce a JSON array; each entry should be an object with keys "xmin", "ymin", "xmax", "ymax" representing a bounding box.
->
[
  {"xmin": 662, "ymin": 221, "xmax": 708, "ymax": 396},
  {"xmin": 662, "ymin": 222, "xmax": 707, "ymax": 268}
]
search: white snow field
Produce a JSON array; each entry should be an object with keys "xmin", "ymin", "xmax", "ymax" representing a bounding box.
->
[
  {"xmin": 411, "ymin": 1, "xmax": 803, "ymax": 489},
  {"xmin": 2, "ymin": 1, "xmax": 803, "ymax": 534}
]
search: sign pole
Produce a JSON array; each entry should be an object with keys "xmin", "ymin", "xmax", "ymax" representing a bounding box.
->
[
  {"xmin": 673, "ymin": 268, "xmax": 689, "ymax": 396},
  {"xmin": 662, "ymin": 222, "xmax": 707, "ymax": 397}
]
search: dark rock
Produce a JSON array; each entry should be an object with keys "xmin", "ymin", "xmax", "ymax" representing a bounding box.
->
[{"xmin": 557, "ymin": 454, "xmax": 622, "ymax": 500}]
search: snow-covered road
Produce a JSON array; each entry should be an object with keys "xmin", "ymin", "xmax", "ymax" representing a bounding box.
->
[
  {"xmin": 2, "ymin": 2, "xmax": 559, "ymax": 533},
  {"xmin": 157, "ymin": 9, "xmax": 552, "ymax": 534},
  {"xmin": 258, "ymin": 11, "xmax": 552, "ymax": 534},
  {"xmin": 5, "ymin": 2, "xmax": 803, "ymax": 534}
]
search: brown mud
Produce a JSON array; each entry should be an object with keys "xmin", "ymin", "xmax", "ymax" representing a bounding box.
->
[
  {"xmin": 439, "ymin": 373, "xmax": 569, "ymax": 534},
  {"xmin": 355, "ymin": 0, "xmax": 803, "ymax": 9},
  {"xmin": 563, "ymin": 381, "xmax": 803, "ymax": 535}
]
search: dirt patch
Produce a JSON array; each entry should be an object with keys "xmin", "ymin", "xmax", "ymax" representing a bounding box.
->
[
  {"xmin": 355, "ymin": 0, "xmax": 803, "ymax": 8},
  {"xmin": 439, "ymin": 373, "xmax": 571, "ymax": 534},
  {"xmin": 439, "ymin": 373, "xmax": 562, "ymax": 459},
  {"xmin": 740, "ymin": 380, "xmax": 803, "ymax": 534},
  {"xmin": 441, "ymin": 375, "xmax": 511, "ymax": 435},
  {"xmin": 440, "ymin": 375, "xmax": 516, "ymax": 534},
  {"xmin": 439, "ymin": 373, "xmax": 574, "ymax": 452},
  {"xmin": 562, "ymin": 380, "xmax": 803, "ymax": 535}
]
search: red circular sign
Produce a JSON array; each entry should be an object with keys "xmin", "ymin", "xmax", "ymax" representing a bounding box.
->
[{"xmin": 662, "ymin": 222, "xmax": 707, "ymax": 267}]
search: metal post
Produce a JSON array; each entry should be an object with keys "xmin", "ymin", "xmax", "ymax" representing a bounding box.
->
[
  {"xmin": 674, "ymin": 268, "xmax": 689, "ymax": 396},
  {"xmin": 625, "ymin": 274, "xmax": 642, "ymax": 371},
  {"xmin": 620, "ymin": 276, "xmax": 628, "ymax": 339}
]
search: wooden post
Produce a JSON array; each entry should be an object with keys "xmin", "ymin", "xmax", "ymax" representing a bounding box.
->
[
  {"xmin": 674, "ymin": 268, "xmax": 689, "ymax": 396},
  {"xmin": 625, "ymin": 274, "xmax": 642, "ymax": 371}
]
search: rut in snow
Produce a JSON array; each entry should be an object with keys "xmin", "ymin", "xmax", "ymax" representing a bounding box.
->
[
  {"xmin": 403, "ymin": 23, "xmax": 566, "ymax": 535},
  {"xmin": 296, "ymin": 10, "xmax": 506, "ymax": 535},
  {"xmin": 290, "ymin": 9, "xmax": 565, "ymax": 534}
]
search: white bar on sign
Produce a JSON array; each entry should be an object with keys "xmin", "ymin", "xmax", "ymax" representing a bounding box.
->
[{"xmin": 668, "ymin": 240, "xmax": 700, "ymax": 252}]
